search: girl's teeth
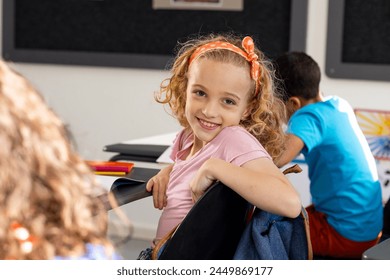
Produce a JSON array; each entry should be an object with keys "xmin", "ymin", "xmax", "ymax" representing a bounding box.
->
[{"xmin": 200, "ymin": 119, "xmax": 217, "ymax": 127}]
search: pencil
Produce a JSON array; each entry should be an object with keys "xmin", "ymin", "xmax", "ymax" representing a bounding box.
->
[{"xmin": 94, "ymin": 171, "xmax": 126, "ymax": 176}]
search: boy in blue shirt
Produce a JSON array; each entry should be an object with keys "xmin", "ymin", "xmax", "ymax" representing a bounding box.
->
[{"xmin": 274, "ymin": 52, "xmax": 383, "ymax": 259}]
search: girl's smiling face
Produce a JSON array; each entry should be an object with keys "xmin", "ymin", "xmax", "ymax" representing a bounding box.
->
[{"xmin": 185, "ymin": 58, "xmax": 253, "ymax": 146}]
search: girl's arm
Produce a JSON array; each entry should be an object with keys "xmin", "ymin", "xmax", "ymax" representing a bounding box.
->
[
  {"xmin": 190, "ymin": 158, "xmax": 301, "ymax": 218},
  {"xmin": 146, "ymin": 163, "xmax": 174, "ymax": 210}
]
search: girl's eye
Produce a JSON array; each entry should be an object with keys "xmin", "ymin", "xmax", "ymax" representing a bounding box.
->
[
  {"xmin": 195, "ymin": 91, "xmax": 206, "ymax": 97},
  {"xmin": 223, "ymin": 99, "xmax": 236, "ymax": 105}
]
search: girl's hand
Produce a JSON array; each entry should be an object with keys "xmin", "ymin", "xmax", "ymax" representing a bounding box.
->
[
  {"xmin": 190, "ymin": 159, "xmax": 217, "ymax": 202},
  {"xmin": 146, "ymin": 164, "xmax": 173, "ymax": 209}
]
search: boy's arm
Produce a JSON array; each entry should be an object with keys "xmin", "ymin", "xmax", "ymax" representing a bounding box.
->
[{"xmin": 275, "ymin": 134, "xmax": 305, "ymax": 168}]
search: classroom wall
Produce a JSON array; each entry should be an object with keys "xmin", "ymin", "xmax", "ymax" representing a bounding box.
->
[
  {"xmin": 2, "ymin": 1, "xmax": 390, "ymax": 161},
  {"xmin": 1, "ymin": 1, "xmax": 389, "ymax": 240}
]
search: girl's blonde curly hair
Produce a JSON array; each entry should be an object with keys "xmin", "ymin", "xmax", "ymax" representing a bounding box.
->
[
  {"xmin": 155, "ymin": 33, "xmax": 287, "ymax": 160},
  {"xmin": 0, "ymin": 61, "xmax": 114, "ymax": 259}
]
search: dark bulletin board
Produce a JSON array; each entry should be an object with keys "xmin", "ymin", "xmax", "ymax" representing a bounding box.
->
[
  {"xmin": 2, "ymin": 0, "xmax": 308, "ymax": 70},
  {"xmin": 326, "ymin": 0, "xmax": 390, "ymax": 81}
]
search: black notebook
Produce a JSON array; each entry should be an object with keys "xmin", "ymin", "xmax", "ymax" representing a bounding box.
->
[
  {"xmin": 97, "ymin": 167, "xmax": 160, "ymax": 209},
  {"xmin": 103, "ymin": 143, "xmax": 169, "ymax": 162}
]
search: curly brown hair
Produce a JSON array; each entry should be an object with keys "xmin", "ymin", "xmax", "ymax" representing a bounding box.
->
[
  {"xmin": 0, "ymin": 60, "xmax": 114, "ymax": 259},
  {"xmin": 155, "ymin": 33, "xmax": 286, "ymax": 160}
]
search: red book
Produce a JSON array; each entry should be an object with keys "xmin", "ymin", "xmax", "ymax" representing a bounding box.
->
[
  {"xmin": 90, "ymin": 165, "xmax": 130, "ymax": 172},
  {"xmin": 86, "ymin": 161, "xmax": 134, "ymax": 173}
]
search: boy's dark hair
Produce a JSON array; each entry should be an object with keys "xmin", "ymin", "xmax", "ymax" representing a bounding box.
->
[{"xmin": 274, "ymin": 52, "xmax": 321, "ymax": 102}]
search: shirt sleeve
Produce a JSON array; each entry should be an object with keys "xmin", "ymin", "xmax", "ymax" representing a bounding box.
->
[
  {"xmin": 216, "ymin": 126, "xmax": 271, "ymax": 166},
  {"xmin": 169, "ymin": 129, "xmax": 192, "ymax": 161},
  {"xmin": 287, "ymin": 111, "xmax": 323, "ymax": 153}
]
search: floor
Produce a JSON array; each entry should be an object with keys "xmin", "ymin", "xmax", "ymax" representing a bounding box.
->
[
  {"xmin": 112, "ymin": 237, "xmax": 151, "ymax": 260},
  {"xmin": 107, "ymin": 218, "xmax": 152, "ymax": 260}
]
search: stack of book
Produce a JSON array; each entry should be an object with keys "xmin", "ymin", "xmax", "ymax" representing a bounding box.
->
[{"xmin": 86, "ymin": 161, "xmax": 134, "ymax": 176}]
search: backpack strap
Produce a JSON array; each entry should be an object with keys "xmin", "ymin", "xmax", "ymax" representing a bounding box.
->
[
  {"xmin": 300, "ymin": 206, "xmax": 313, "ymax": 260},
  {"xmin": 282, "ymin": 163, "xmax": 302, "ymax": 175},
  {"xmin": 282, "ymin": 164, "xmax": 313, "ymax": 260},
  {"xmin": 151, "ymin": 224, "xmax": 179, "ymax": 260}
]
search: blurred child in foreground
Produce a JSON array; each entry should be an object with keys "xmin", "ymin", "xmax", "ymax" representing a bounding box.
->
[{"xmin": 0, "ymin": 60, "xmax": 121, "ymax": 259}]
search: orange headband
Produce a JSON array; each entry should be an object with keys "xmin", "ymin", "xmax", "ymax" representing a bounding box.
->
[{"xmin": 189, "ymin": 36, "xmax": 260, "ymax": 94}]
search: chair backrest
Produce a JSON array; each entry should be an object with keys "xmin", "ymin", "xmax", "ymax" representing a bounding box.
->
[
  {"xmin": 155, "ymin": 181, "xmax": 250, "ymax": 260},
  {"xmin": 380, "ymin": 196, "xmax": 390, "ymax": 242},
  {"xmin": 153, "ymin": 164, "xmax": 312, "ymax": 260}
]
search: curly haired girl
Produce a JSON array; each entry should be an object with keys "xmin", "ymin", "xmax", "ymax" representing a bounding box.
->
[{"xmin": 146, "ymin": 34, "xmax": 301, "ymax": 245}]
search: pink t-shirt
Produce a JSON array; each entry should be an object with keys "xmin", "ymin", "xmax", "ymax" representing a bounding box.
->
[{"xmin": 155, "ymin": 126, "xmax": 271, "ymax": 240}]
